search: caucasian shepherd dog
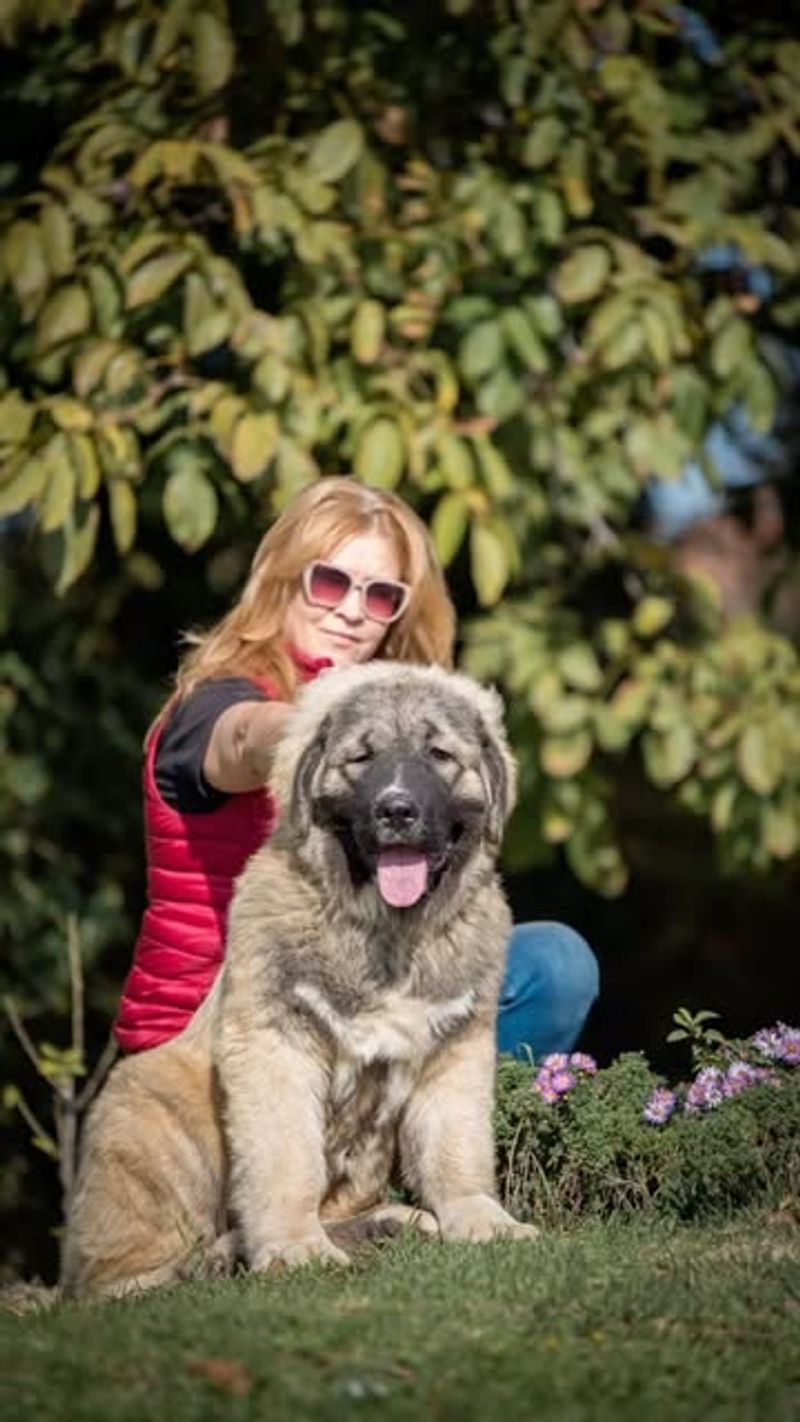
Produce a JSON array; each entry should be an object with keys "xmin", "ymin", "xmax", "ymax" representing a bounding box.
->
[{"xmin": 62, "ymin": 662, "xmax": 537, "ymax": 1297}]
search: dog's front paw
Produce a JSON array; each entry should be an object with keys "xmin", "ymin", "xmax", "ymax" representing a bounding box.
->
[
  {"xmin": 437, "ymin": 1194, "xmax": 539, "ymax": 1244},
  {"xmin": 250, "ymin": 1230, "xmax": 349, "ymax": 1275}
]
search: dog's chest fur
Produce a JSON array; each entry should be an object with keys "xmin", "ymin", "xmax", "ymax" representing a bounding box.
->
[{"xmin": 292, "ymin": 979, "xmax": 476, "ymax": 1213}]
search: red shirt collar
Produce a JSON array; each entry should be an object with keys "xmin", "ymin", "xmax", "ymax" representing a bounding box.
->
[{"xmin": 287, "ymin": 644, "xmax": 334, "ymax": 682}]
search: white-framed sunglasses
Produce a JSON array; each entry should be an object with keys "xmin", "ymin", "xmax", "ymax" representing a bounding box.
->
[{"xmin": 301, "ymin": 561, "xmax": 411, "ymax": 625}]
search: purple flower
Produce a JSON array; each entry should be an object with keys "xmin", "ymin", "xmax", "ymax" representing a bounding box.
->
[
  {"xmin": 535, "ymin": 1081, "xmax": 560, "ymax": 1105},
  {"xmin": 541, "ymin": 1053, "xmax": 570, "ymax": 1072},
  {"xmin": 723, "ymin": 1060, "xmax": 761, "ymax": 1097},
  {"xmin": 778, "ymin": 1030, "xmax": 800, "ymax": 1066},
  {"xmin": 550, "ymin": 1068, "xmax": 577, "ymax": 1094},
  {"xmin": 569, "ymin": 1052, "xmax": 598, "ymax": 1075},
  {"xmin": 752, "ymin": 1026, "xmax": 785, "ymax": 1060},
  {"xmin": 643, "ymin": 1087, "xmax": 677, "ymax": 1125},
  {"xmin": 684, "ymin": 1066, "xmax": 726, "ymax": 1115}
]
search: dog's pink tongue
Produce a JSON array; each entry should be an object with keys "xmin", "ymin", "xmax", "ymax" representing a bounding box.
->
[{"xmin": 376, "ymin": 848, "xmax": 429, "ymax": 908}]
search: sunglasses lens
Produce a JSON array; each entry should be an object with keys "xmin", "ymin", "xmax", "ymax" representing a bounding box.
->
[
  {"xmin": 364, "ymin": 580, "xmax": 407, "ymax": 622},
  {"xmin": 307, "ymin": 563, "xmax": 351, "ymax": 607}
]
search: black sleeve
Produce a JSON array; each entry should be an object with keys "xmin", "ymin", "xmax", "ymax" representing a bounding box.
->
[{"xmin": 154, "ymin": 678, "xmax": 269, "ymax": 814}]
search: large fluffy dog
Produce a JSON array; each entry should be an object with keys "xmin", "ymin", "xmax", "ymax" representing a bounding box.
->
[{"xmin": 62, "ymin": 662, "xmax": 537, "ymax": 1297}]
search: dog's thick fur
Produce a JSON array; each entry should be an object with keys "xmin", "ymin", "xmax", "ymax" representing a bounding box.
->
[{"xmin": 62, "ymin": 662, "xmax": 537, "ymax": 1298}]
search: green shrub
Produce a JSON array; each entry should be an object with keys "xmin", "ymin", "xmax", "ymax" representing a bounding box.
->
[{"xmin": 495, "ymin": 1025, "xmax": 800, "ymax": 1225}]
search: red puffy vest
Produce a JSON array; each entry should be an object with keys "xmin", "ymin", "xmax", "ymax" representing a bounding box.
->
[{"xmin": 113, "ymin": 650, "xmax": 331, "ymax": 1052}]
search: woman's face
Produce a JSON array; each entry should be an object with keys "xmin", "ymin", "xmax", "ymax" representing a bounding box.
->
[{"xmin": 283, "ymin": 529, "xmax": 406, "ymax": 666}]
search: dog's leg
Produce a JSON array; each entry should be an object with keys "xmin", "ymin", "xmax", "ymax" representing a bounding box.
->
[
  {"xmin": 218, "ymin": 1025, "xmax": 348, "ymax": 1273},
  {"xmin": 325, "ymin": 1202, "xmax": 440, "ymax": 1252},
  {"xmin": 400, "ymin": 1023, "xmax": 539, "ymax": 1244}
]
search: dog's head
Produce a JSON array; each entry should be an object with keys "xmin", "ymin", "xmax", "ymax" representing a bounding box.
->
[{"xmin": 270, "ymin": 663, "xmax": 516, "ymax": 913}]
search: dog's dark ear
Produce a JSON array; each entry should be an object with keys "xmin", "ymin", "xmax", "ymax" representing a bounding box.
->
[{"xmin": 290, "ymin": 716, "xmax": 331, "ymax": 836}]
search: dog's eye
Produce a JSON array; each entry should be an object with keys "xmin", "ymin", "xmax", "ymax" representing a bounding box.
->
[
  {"xmin": 347, "ymin": 747, "xmax": 374, "ymax": 765},
  {"xmin": 429, "ymin": 745, "xmax": 455, "ymax": 764}
]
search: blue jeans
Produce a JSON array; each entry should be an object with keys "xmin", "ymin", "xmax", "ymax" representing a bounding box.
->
[{"xmin": 496, "ymin": 922, "xmax": 600, "ymax": 1060}]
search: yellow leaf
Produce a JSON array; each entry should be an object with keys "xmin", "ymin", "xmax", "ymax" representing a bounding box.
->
[
  {"xmin": 737, "ymin": 724, "xmax": 782, "ymax": 796},
  {"xmin": 437, "ymin": 432, "xmax": 474, "ymax": 492},
  {"xmin": 49, "ymin": 397, "xmax": 93, "ymax": 432},
  {"xmin": 633, "ymin": 596, "xmax": 674, "ymax": 638},
  {"xmin": 351, "ymin": 299, "xmax": 385, "ymax": 365},
  {"xmin": 35, "ymin": 283, "xmax": 91, "ymax": 352},
  {"xmin": 554, "ymin": 245, "xmax": 610, "ymax": 304},
  {"xmin": 431, "ymin": 492, "xmax": 469, "ymax": 567},
  {"xmin": 470, "ymin": 521, "xmax": 509, "ymax": 607},
  {"xmin": 540, "ymin": 732, "xmax": 593, "ymax": 778},
  {"xmin": 306, "ymin": 119, "xmax": 364, "ymax": 184},
  {"xmin": 210, "ymin": 394, "xmax": 248, "ymax": 454},
  {"xmin": 230, "ymin": 411, "xmax": 279, "ymax": 482},
  {"xmin": 5, "ymin": 220, "xmax": 48, "ymax": 304},
  {"xmin": 0, "ymin": 456, "xmax": 47, "ymax": 517},
  {"xmin": 354, "ymin": 417, "xmax": 405, "ymax": 489},
  {"xmin": 40, "ymin": 204, "xmax": 75, "ymax": 277},
  {"xmin": 73, "ymin": 339, "xmax": 119, "ymax": 398},
  {"xmin": 67, "ymin": 433, "xmax": 101, "ymax": 499},
  {"xmin": 125, "ymin": 250, "xmax": 192, "ymax": 310},
  {"xmin": 192, "ymin": 11, "xmax": 234, "ymax": 95},
  {"xmin": 108, "ymin": 479, "xmax": 137, "ymax": 554},
  {"xmin": 38, "ymin": 438, "xmax": 77, "ymax": 533}
]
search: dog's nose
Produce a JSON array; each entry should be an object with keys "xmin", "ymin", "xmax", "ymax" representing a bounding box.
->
[{"xmin": 374, "ymin": 788, "xmax": 420, "ymax": 833}]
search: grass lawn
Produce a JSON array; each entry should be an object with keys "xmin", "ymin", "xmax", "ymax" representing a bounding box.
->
[{"xmin": 1, "ymin": 1211, "xmax": 798, "ymax": 1422}]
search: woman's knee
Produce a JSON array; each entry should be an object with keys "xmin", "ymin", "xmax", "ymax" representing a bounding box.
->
[{"xmin": 501, "ymin": 922, "xmax": 600, "ymax": 1011}]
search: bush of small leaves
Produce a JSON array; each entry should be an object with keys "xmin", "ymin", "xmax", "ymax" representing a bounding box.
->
[{"xmin": 495, "ymin": 1016, "xmax": 800, "ymax": 1226}]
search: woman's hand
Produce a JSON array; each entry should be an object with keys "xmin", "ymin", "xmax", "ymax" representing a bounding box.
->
[{"xmin": 203, "ymin": 700, "xmax": 294, "ymax": 793}]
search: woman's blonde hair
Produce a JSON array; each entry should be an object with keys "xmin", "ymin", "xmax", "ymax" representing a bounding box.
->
[{"xmin": 173, "ymin": 477, "xmax": 456, "ymax": 703}]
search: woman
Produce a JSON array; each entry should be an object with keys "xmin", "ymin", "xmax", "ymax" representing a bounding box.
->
[{"xmin": 115, "ymin": 477, "xmax": 598, "ymax": 1057}]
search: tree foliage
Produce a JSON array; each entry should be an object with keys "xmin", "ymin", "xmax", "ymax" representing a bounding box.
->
[{"xmin": 0, "ymin": 0, "xmax": 798, "ymax": 965}]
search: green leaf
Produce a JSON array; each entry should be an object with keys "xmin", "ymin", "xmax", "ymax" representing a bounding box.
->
[
  {"xmin": 431, "ymin": 492, "xmax": 469, "ymax": 566},
  {"xmin": 559, "ymin": 643, "xmax": 603, "ymax": 692},
  {"xmin": 35, "ymin": 283, "xmax": 91, "ymax": 352},
  {"xmin": 437, "ymin": 432, "xmax": 474, "ymax": 492},
  {"xmin": 500, "ymin": 309, "xmax": 548, "ymax": 372},
  {"xmin": 108, "ymin": 479, "xmax": 137, "ymax": 554},
  {"xmin": 633, "ymin": 596, "xmax": 674, "ymax": 638},
  {"xmin": 762, "ymin": 803, "xmax": 798, "ymax": 860},
  {"xmin": 56, "ymin": 504, "xmax": 100, "ymax": 594},
  {"xmin": 736, "ymin": 724, "xmax": 782, "ymax": 796},
  {"xmin": 554, "ymin": 245, "xmax": 610, "ymax": 304},
  {"xmin": 0, "ymin": 392, "xmax": 35, "ymax": 445},
  {"xmin": 474, "ymin": 436, "xmax": 515, "ymax": 499},
  {"xmin": 540, "ymin": 731, "xmax": 593, "ymax": 778},
  {"xmin": 354, "ymin": 417, "xmax": 405, "ymax": 489},
  {"xmin": 192, "ymin": 11, "xmax": 234, "ymax": 95},
  {"xmin": 230, "ymin": 412, "xmax": 279, "ymax": 482},
  {"xmin": 458, "ymin": 319, "xmax": 503, "ymax": 381},
  {"xmin": 306, "ymin": 119, "xmax": 364, "ymax": 184},
  {"xmin": 470, "ymin": 520, "xmax": 509, "ymax": 607},
  {"xmin": 125, "ymin": 251, "xmax": 192, "ymax": 310},
  {"xmin": 72, "ymin": 339, "xmax": 118, "ymax": 398},
  {"xmin": 163, "ymin": 460, "xmax": 219, "ymax": 552},
  {"xmin": 642, "ymin": 726, "xmax": 697, "ymax": 787},
  {"xmin": 40, "ymin": 204, "xmax": 74, "ymax": 278},
  {"xmin": 522, "ymin": 115, "xmax": 564, "ymax": 170},
  {"xmin": 351, "ymin": 299, "xmax": 385, "ymax": 365},
  {"xmin": 710, "ymin": 319, "xmax": 752, "ymax": 379},
  {"xmin": 38, "ymin": 439, "xmax": 76, "ymax": 532},
  {"xmin": 5, "ymin": 220, "xmax": 48, "ymax": 304},
  {"xmin": 0, "ymin": 457, "xmax": 47, "ymax": 517}
]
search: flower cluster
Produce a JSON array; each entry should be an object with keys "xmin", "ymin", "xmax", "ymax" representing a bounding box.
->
[
  {"xmin": 641, "ymin": 1022, "xmax": 798, "ymax": 1126},
  {"xmin": 751, "ymin": 1023, "xmax": 800, "ymax": 1066},
  {"xmin": 533, "ymin": 1052, "xmax": 598, "ymax": 1104}
]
